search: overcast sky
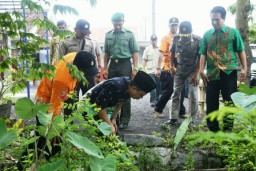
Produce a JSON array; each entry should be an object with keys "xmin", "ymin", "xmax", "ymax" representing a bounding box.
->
[{"xmin": 48, "ymin": 0, "xmax": 255, "ymax": 42}]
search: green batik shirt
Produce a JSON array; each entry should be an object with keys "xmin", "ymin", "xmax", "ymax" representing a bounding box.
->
[
  {"xmin": 199, "ymin": 25, "xmax": 245, "ymax": 80},
  {"xmin": 103, "ymin": 28, "xmax": 139, "ymax": 59}
]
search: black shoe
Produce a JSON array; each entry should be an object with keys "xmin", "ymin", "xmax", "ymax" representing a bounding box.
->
[
  {"xmin": 163, "ymin": 119, "xmax": 178, "ymax": 126},
  {"xmin": 150, "ymin": 102, "xmax": 156, "ymax": 107},
  {"xmin": 118, "ymin": 124, "xmax": 128, "ymax": 130}
]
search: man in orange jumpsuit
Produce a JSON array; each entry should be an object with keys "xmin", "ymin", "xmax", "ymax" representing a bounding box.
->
[{"xmin": 35, "ymin": 50, "xmax": 99, "ymax": 118}]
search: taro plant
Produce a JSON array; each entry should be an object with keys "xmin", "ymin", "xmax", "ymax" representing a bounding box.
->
[
  {"xmin": 0, "ymin": 97, "xmax": 138, "ymax": 170},
  {"xmin": 185, "ymin": 84, "xmax": 256, "ymax": 170}
]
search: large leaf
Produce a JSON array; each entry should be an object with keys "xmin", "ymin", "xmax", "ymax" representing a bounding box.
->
[
  {"xmin": 98, "ymin": 122, "xmax": 111, "ymax": 136},
  {"xmin": 89, "ymin": 155, "xmax": 116, "ymax": 171},
  {"xmin": 65, "ymin": 131, "xmax": 103, "ymax": 158},
  {"xmin": 37, "ymin": 160, "xmax": 64, "ymax": 171},
  {"xmin": 173, "ymin": 118, "xmax": 192, "ymax": 151},
  {"xmin": 34, "ymin": 103, "xmax": 51, "ymax": 115},
  {"xmin": 0, "ymin": 119, "xmax": 18, "ymax": 149},
  {"xmin": 47, "ymin": 116, "xmax": 65, "ymax": 139},
  {"xmin": 231, "ymin": 92, "xmax": 256, "ymax": 112},
  {"xmin": 37, "ymin": 111, "xmax": 53, "ymax": 126},
  {"xmin": 15, "ymin": 97, "xmax": 35, "ymax": 119}
]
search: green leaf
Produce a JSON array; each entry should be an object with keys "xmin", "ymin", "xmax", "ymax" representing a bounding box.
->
[
  {"xmin": 47, "ymin": 116, "xmax": 65, "ymax": 139},
  {"xmin": 173, "ymin": 118, "xmax": 192, "ymax": 151},
  {"xmin": 98, "ymin": 122, "xmax": 111, "ymax": 136},
  {"xmin": 37, "ymin": 111, "xmax": 53, "ymax": 126},
  {"xmin": 22, "ymin": 136, "xmax": 39, "ymax": 146},
  {"xmin": 89, "ymin": 155, "xmax": 116, "ymax": 171},
  {"xmin": 15, "ymin": 97, "xmax": 35, "ymax": 119},
  {"xmin": 65, "ymin": 131, "xmax": 103, "ymax": 158},
  {"xmin": 37, "ymin": 160, "xmax": 64, "ymax": 171},
  {"xmin": 231, "ymin": 92, "xmax": 256, "ymax": 112},
  {"xmin": 0, "ymin": 119, "xmax": 18, "ymax": 149}
]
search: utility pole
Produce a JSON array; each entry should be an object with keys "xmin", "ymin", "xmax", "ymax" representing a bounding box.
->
[{"xmin": 152, "ymin": 0, "xmax": 155, "ymax": 34}]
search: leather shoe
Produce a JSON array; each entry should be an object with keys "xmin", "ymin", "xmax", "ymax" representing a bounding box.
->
[
  {"xmin": 155, "ymin": 111, "xmax": 165, "ymax": 118},
  {"xmin": 179, "ymin": 114, "xmax": 190, "ymax": 118},
  {"xmin": 163, "ymin": 119, "xmax": 178, "ymax": 126},
  {"xmin": 118, "ymin": 124, "xmax": 128, "ymax": 130}
]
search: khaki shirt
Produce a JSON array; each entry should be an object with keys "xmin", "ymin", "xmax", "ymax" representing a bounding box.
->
[
  {"xmin": 58, "ymin": 36, "xmax": 95, "ymax": 57},
  {"xmin": 49, "ymin": 35, "xmax": 61, "ymax": 64}
]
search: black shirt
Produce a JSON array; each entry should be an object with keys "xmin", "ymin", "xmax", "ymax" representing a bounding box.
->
[{"xmin": 89, "ymin": 77, "xmax": 130, "ymax": 109}]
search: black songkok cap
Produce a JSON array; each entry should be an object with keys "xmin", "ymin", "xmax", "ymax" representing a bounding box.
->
[{"xmin": 133, "ymin": 71, "xmax": 156, "ymax": 93}]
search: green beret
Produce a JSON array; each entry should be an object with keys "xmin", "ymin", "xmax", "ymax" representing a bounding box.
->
[{"xmin": 111, "ymin": 12, "xmax": 124, "ymax": 22}]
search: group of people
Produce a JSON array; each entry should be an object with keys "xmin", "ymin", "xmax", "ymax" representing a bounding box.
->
[
  {"xmin": 44, "ymin": 5, "xmax": 248, "ymax": 133},
  {"xmin": 38, "ymin": 5, "xmax": 248, "ymax": 138},
  {"xmin": 16, "ymin": 5, "xmax": 248, "ymax": 169},
  {"xmin": 142, "ymin": 6, "xmax": 247, "ymax": 132}
]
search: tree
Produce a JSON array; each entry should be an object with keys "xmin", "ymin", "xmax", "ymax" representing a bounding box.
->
[{"xmin": 229, "ymin": 0, "xmax": 254, "ymax": 83}]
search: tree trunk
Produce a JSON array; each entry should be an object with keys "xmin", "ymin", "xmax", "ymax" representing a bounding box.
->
[{"xmin": 235, "ymin": 0, "xmax": 252, "ymax": 84}]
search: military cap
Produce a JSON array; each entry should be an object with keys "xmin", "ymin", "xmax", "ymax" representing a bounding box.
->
[
  {"xmin": 57, "ymin": 20, "xmax": 67, "ymax": 27},
  {"xmin": 75, "ymin": 19, "xmax": 91, "ymax": 34},
  {"xmin": 73, "ymin": 51, "xmax": 99, "ymax": 76},
  {"xmin": 111, "ymin": 12, "xmax": 125, "ymax": 22},
  {"xmin": 169, "ymin": 17, "xmax": 179, "ymax": 25},
  {"xmin": 133, "ymin": 71, "xmax": 156, "ymax": 93},
  {"xmin": 179, "ymin": 21, "xmax": 192, "ymax": 34},
  {"xmin": 150, "ymin": 34, "xmax": 157, "ymax": 41}
]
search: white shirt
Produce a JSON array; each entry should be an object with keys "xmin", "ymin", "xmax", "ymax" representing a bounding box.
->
[{"xmin": 142, "ymin": 45, "xmax": 160, "ymax": 74}]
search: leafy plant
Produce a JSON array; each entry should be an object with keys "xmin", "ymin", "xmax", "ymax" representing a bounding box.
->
[{"xmin": 186, "ymin": 84, "xmax": 256, "ymax": 170}]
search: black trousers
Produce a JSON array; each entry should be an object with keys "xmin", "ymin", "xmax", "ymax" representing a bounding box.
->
[
  {"xmin": 206, "ymin": 70, "xmax": 237, "ymax": 132},
  {"xmin": 155, "ymin": 71, "xmax": 186, "ymax": 114},
  {"xmin": 108, "ymin": 59, "xmax": 132, "ymax": 125}
]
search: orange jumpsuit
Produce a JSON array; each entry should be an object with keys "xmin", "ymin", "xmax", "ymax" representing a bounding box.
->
[
  {"xmin": 159, "ymin": 32, "xmax": 175, "ymax": 71},
  {"xmin": 35, "ymin": 52, "xmax": 78, "ymax": 118}
]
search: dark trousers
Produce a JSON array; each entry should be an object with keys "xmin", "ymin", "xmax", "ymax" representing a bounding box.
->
[
  {"xmin": 206, "ymin": 70, "xmax": 237, "ymax": 132},
  {"xmin": 108, "ymin": 59, "xmax": 132, "ymax": 125},
  {"xmin": 77, "ymin": 75, "xmax": 96, "ymax": 95},
  {"xmin": 155, "ymin": 71, "xmax": 186, "ymax": 114},
  {"xmin": 17, "ymin": 118, "xmax": 61, "ymax": 171}
]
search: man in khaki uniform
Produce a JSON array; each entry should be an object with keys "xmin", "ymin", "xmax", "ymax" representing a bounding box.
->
[
  {"xmin": 58, "ymin": 19, "xmax": 97, "ymax": 95},
  {"xmin": 49, "ymin": 20, "xmax": 67, "ymax": 64}
]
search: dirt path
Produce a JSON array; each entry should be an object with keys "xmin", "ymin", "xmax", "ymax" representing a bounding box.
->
[{"xmin": 118, "ymin": 94, "xmax": 193, "ymax": 136}]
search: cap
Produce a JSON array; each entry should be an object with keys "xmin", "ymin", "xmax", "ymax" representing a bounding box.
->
[
  {"xmin": 73, "ymin": 51, "xmax": 99, "ymax": 76},
  {"xmin": 111, "ymin": 12, "xmax": 124, "ymax": 22},
  {"xmin": 133, "ymin": 71, "xmax": 156, "ymax": 93},
  {"xmin": 169, "ymin": 17, "xmax": 179, "ymax": 26},
  {"xmin": 179, "ymin": 21, "xmax": 192, "ymax": 34},
  {"xmin": 150, "ymin": 34, "xmax": 157, "ymax": 41},
  {"xmin": 57, "ymin": 20, "xmax": 67, "ymax": 27},
  {"xmin": 75, "ymin": 19, "xmax": 91, "ymax": 34}
]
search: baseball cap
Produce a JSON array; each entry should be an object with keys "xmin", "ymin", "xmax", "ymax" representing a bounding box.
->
[
  {"xmin": 75, "ymin": 19, "xmax": 91, "ymax": 34},
  {"xmin": 73, "ymin": 51, "xmax": 99, "ymax": 76},
  {"xmin": 150, "ymin": 34, "xmax": 157, "ymax": 41},
  {"xmin": 179, "ymin": 21, "xmax": 192, "ymax": 34},
  {"xmin": 111, "ymin": 12, "xmax": 124, "ymax": 22},
  {"xmin": 169, "ymin": 17, "xmax": 179, "ymax": 26},
  {"xmin": 133, "ymin": 71, "xmax": 156, "ymax": 93}
]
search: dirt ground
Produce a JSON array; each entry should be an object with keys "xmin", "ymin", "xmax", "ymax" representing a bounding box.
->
[{"xmin": 118, "ymin": 93, "xmax": 200, "ymax": 136}]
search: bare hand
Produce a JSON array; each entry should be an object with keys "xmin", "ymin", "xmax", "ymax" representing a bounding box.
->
[
  {"xmin": 170, "ymin": 67, "xmax": 176, "ymax": 77},
  {"xmin": 239, "ymin": 69, "xmax": 247, "ymax": 82},
  {"xmin": 111, "ymin": 119, "xmax": 118, "ymax": 133},
  {"xmin": 131, "ymin": 70, "xmax": 137, "ymax": 78},
  {"xmin": 110, "ymin": 124, "xmax": 116, "ymax": 135},
  {"xmin": 200, "ymin": 70, "xmax": 208, "ymax": 87},
  {"xmin": 155, "ymin": 70, "xmax": 161, "ymax": 77},
  {"xmin": 103, "ymin": 69, "xmax": 108, "ymax": 79},
  {"xmin": 192, "ymin": 74, "xmax": 199, "ymax": 86}
]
